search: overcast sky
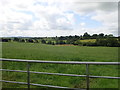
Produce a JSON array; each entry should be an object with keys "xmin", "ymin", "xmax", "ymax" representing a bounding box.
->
[{"xmin": 0, "ymin": 0, "xmax": 119, "ymax": 37}]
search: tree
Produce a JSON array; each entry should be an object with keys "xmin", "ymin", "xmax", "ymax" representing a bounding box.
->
[
  {"xmin": 83, "ymin": 32, "xmax": 91, "ymax": 39},
  {"xmin": 118, "ymin": 36, "xmax": 120, "ymax": 42},
  {"xmin": 104, "ymin": 34, "xmax": 114, "ymax": 38},
  {"xmin": 47, "ymin": 41, "xmax": 52, "ymax": 44},
  {"xmin": 96, "ymin": 38, "xmax": 107, "ymax": 46},
  {"xmin": 106, "ymin": 38, "xmax": 119, "ymax": 47},
  {"xmin": 19, "ymin": 39, "xmax": 25, "ymax": 42},
  {"xmin": 92, "ymin": 34, "xmax": 98, "ymax": 39},
  {"xmin": 73, "ymin": 40, "xmax": 82, "ymax": 45},
  {"xmin": 34, "ymin": 39, "xmax": 39, "ymax": 43},
  {"xmin": 59, "ymin": 40, "xmax": 65, "ymax": 44},
  {"xmin": 107, "ymin": 34, "xmax": 114, "ymax": 37},
  {"xmin": 55, "ymin": 40, "xmax": 66, "ymax": 45},
  {"xmin": 1, "ymin": 38, "xmax": 11, "ymax": 42},
  {"xmin": 96, "ymin": 38, "xmax": 119, "ymax": 47},
  {"xmin": 28, "ymin": 39, "xmax": 34, "ymax": 43},
  {"xmin": 66, "ymin": 39, "xmax": 74, "ymax": 44},
  {"xmin": 68, "ymin": 35, "xmax": 73, "ymax": 39},
  {"xmin": 98, "ymin": 33, "xmax": 104, "ymax": 38},
  {"xmin": 79, "ymin": 35, "xmax": 83, "ymax": 40},
  {"xmin": 41, "ymin": 39, "xmax": 46, "ymax": 44},
  {"xmin": 59, "ymin": 36, "xmax": 66, "ymax": 40},
  {"xmin": 51, "ymin": 42, "xmax": 55, "ymax": 45},
  {"xmin": 74, "ymin": 35, "xmax": 79, "ymax": 39},
  {"xmin": 13, "ymin": 37, "xmax": 20, "ymax": 42}
]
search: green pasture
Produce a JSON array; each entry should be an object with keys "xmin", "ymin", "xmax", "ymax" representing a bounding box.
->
[
  {"xmin": 2, "ymin": 42, "xmax": 119, "ymax": 88},
  {"xmin": 80, "ymin": 39, "xmax": 96, "ymax": 43}
]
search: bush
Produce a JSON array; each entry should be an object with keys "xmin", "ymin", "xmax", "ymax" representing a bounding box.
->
[
  {"xmin": 13, "ymin": 37, "xmax": 20, "ymax": 42},
  {"xmin": 96, "ymin": 38, "xmax": 119, "ymax": 47},
  {"xmin": 73, "ymin": 40, "xmax": 82, "ymax": 45},
  {"xmin": 82, "ymin": 42, "xmax": 97, "ymax": 46},
  {"xmin": 41, "ymin": 39, "xmax": 46, "ymax": 44},
  {"xmin": 19, "ymin": 39, "xmax": 25, "ymax": 42},
  {"xmin": 1, "ymin": 38, "xmax": 11, "ymax": 42},
  {"xmin": 26, "ymin": 39, "xmax": 34, "ymax": 43}
]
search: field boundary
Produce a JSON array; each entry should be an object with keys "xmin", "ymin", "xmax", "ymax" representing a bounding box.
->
[{"xmin": 0, "ymin": 58, "xmax": 120, "ymax": 90}]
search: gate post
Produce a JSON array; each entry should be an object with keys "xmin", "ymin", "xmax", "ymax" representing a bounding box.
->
[
  {"xmin": 27, "ymin": 62, "xmax": 30, "ymax": 90},
  {"xmin": 86, "ymin": 64, "xmax": 89, "ymax": 90}
]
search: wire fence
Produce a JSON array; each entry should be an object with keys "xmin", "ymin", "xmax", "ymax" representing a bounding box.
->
[{"xmin": 0, "ymin": 58, "xmax": 120, "ymax": 90}]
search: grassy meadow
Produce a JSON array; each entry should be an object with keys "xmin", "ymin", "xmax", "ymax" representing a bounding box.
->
[
  {"xmin": 2, "ymin": 42, "xmax": 119, "ymax": 88},
  {"xmin": 80, "ymin": 39, "xmax": 96, "ymax": 43}
]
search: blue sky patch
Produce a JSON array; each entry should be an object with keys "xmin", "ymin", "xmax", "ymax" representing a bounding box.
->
[{"xmin": 74, "ymin": 13, "xmax": 102, "ymax": 28}]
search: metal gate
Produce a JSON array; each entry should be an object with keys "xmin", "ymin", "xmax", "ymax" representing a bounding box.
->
[{"xmin": 0, "ymin": 58, "xmax": 120, "ymax": 90}]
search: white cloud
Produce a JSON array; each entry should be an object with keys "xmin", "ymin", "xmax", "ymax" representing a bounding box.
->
[
  {"xmin": 91, "ymin": 10, "xmax": 118, "ymax": 35},
  {"xmin": 80, "ymin": 22, "xmax": 86, "ymax": 26},
  {"xmin": 33, "ymin": 19, "xmax": 50, "ymax": 30},
  {"xmin": 70, "ymin": 2, "xmax": 118, "ymax": 15},
  {"xmin": 91, "ymin": 11, "xmax": 118, "ymax": 24},
  {"xmin": 0, "ymin": 0, "xmax": 118, "ymax": 37},
  {"xmin": 70, "ymin": 2, "xmax": 118, "ymax": 36}
]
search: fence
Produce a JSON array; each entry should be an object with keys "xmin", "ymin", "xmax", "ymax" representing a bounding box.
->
[{"xmin": 0, "ymin": 58, "xmax": 120, "ymax": 90}]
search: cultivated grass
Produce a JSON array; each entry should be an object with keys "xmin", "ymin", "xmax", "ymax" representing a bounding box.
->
[
  {"xmin": 2, "ymin": 42, "xmax": 119, "ymax": 88},
  {"xmin": 80, "ymin": 39, "xmax": 96, "ymax": 43}
]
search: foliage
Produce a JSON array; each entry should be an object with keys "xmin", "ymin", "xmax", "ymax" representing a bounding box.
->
[
  {"xmin": 41, "ymin": 39, "xmax": 46, "ymax": 44},
  {"xmin": 0, "ymin": 38, "xmax": 11, "ymax": 42},
  {"xmin": 13, "ymin": 37, "xmax": 20, "ymax": 42},
  {"xmin": 83, "ymin": 32, "xmax": 91, "ymax": 39},
  {"xmin": 1, "ymin": 32, "xmax": 120, "ymax": 47},
  {"xmin": 96, "ymin": 38, "xmax": 120, "ymax": 47}
]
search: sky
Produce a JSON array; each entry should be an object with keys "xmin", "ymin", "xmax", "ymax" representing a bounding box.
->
[{"xmin": 0, "ymin": 0, "xmax": 119, "ymax": 37}]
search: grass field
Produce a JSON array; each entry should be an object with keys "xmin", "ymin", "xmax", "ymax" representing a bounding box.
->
[
  {"xmin": 2, "ymin": 42, "xmax": 119, "ymax": 88},
  {"xmin": 80, "ymin": 39, "xmax": 96, "ymax": 43}
]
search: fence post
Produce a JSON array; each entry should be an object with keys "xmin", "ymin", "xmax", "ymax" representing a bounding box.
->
[
  {"xmin": 27, "ymin": 62, "xmax": 30, "ymax": 90},
  {"xmin": 86, "ymin": 64, "xmax": 89, "ymax": 90}
]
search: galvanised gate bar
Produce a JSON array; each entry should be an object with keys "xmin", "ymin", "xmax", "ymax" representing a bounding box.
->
[{"xmin": 0, "ymin": 58, "xmax": 120, "ymax": 90}]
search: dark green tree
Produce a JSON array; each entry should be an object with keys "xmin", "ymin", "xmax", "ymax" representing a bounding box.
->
[
  {"xmin": 13, "ymin": 37, "xmax": 20, "ymax": 42},
  {"xmin": 83, "ymin": 32, "xmax": 91, "ymax": 39},
  {"xmin": 28, "ymin": 39, "xmax": 34, "ymax": 43},
  {"xmin": 98, "ymin": 33, "xmax": 104, "ymax": 38},
  {"xmin": 47, "ymin": 41, "xmax": 52, "ymax": 44},
  {"xmin": 19, "ymin": 39, "xmax": 25, "ymax": 42},
  {"xmin": 92, "ymin": 34, "xmax": 98, "ymax": 39},
  {"xmin": 41, "ymin": 39, "xmax": 46, "ymax": 44}
]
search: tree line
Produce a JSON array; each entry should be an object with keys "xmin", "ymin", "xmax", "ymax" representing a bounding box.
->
[
  {"xmin": 0, "ymin": 37, "xmax": 39, "ymax": 43},
  {"xmin": 1, "ymin": 32, "xmax": 120, "ymax": 47}
]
